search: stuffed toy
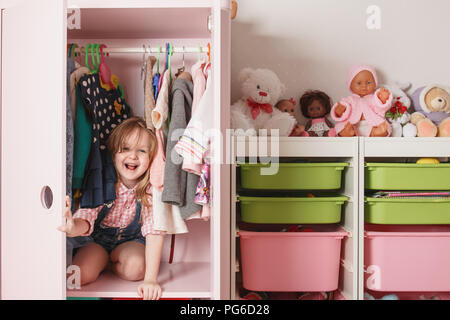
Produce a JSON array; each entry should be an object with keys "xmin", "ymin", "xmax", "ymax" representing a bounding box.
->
[
  {"xmin": 331, "ymin": 64, "xmax": 393, "ymax": 137},
  {"xmin": 231, "ymin": 68, "xmax": 296, "ymax": 136},
  {"xmin": 384, "ymin": 83, "xmax": 417, "ymax": 137},
  {"xmin": 299, "ymin": 90, "xmax": 336, "ymax": 137},
  {"xmin": 275, "ymin": 98, "xmax": 305, "ymax": 136},
  {"xmin": 410, "ymin": 85, "xmax": 450, "ymax": 137}
]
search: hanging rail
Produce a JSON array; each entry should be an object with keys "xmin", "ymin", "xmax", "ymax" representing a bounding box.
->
[{"xmin": 73, "ymin": 46, "xmax": 210, "ymax": 54}]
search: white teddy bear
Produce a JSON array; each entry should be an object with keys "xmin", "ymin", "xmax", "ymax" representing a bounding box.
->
[
  {"xmin": 231, "ymin": 68, "xmax": 296, "ymax": 136},
  {"xmin": 383, "ymin": 82, "xmax": 417, "ymax": 137}
]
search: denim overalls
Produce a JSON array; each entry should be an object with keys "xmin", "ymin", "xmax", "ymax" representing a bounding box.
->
[{"xmin": 67, "ymin": 201, "xmax": 145, "ymax": 265}]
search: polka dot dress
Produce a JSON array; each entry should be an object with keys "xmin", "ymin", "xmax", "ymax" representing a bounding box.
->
[{"xmin": 78, "ymin": 73, "xmax": 131, "ymax": 208}]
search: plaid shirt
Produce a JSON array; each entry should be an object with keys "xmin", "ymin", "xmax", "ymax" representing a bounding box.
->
[{"xmin": 73, "ymin": 183, "xmax": 162, "ymax": 237}]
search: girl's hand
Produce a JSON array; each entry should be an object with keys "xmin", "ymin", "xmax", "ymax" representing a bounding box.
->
[
  {"xmin": 57, "ymin": 196, "xmax": 75, "ymax": 234},
  {"xmin": 138, "ymin": 281, "xmax": 162, "ymax": 300}
]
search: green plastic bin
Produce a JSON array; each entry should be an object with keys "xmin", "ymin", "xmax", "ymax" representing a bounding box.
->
[
  {"xmin": 365, "ymin": 163, "xmax": 450, "ymax": 190},
  {"xmin": 365, "ymin": 197, "xmax": 450, "ymax": 225},
  {"xmin": 239, "ymin": 196, "xmax": 348, "ymax": 224},
  {"xmin": 239, "ymin": 163, "xmax": 349, "ymax": 190}
]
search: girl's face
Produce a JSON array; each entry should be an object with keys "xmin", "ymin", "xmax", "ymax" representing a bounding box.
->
[
  {"xmin": 350, "ymin": 70, "xmax": 376, "ymax": 97},
  {"xmin": 114, "ymin": 129, "xmax": 152, "ymax": 189},
  {"xmin": 307, "ymin": 99, "xmax": 327, "ymax": 118}
]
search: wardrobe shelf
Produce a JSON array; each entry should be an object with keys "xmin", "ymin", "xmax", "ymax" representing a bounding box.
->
[
  {"xmin": 67, "ymin": 7, "xmax": 212, "ymax": 39},
  {"xmin": 233, "ymin": 136, "xmax": 359, "ymax": 158},
  {"xmin": 68, "ymin": 0, "xmax": 214, "ymax": 9},
  {"xmin": 66, "ymin": 262, "xmax": 210, "ymax": 299},
  {"xmin": 363, "ymin": 137, "xmax": 450, "ymax": 157}
]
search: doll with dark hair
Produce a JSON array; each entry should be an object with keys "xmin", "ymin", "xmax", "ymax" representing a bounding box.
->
[{"xmin": 300, "ymin": 90, "xmax": 336, "ymax": 137}]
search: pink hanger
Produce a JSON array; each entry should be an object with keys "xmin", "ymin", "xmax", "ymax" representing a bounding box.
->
[{"xmin": 99, "ymin": 44, "xmax": 115, "ymax": 89}]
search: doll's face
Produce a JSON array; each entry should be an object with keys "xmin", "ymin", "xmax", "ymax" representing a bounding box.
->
[
  {"xmin": 277, "ymin": 101, "xmax": 296, "ymax": 117},
  {"xmin": 350, "ymin": 70, "xmax": 376, "ymax": 97},
  {"xmin": 307, "ymin": 99, "xmax": 327, "ymax": 118}
]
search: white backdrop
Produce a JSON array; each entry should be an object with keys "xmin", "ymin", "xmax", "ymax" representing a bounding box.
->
[{"xmin": 231, "ymin": 0, "xmax": 450, "ymax": 124}]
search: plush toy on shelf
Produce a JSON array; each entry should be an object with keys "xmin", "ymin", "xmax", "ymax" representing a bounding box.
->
[
  {"xmin": 275, "ymin": 98, "xmax": 305, "ymax": 136},
  {"xmin": 331, "ymin": 64, "xmax": 393, "ymax": 137},
  {"xmin": 383, "ymin": 83, "xmax": 417, "ymax": 137},
  {"xmin": 410, "ymin": 84, "xmax": 450, "ymax": 137},
  {"xmin": 299, "ymin": 90, "xmax": 336, "ymax": 137},
  {"xmin": 231, "ymin": 68, "xmax": 297, "ymax": 136}
]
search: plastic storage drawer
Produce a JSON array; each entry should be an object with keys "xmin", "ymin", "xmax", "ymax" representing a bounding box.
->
[
  {"xmin": 239, "ymin": 226, "xmax": 347, "ymax": 292},
  {"xmin": 365, "ymin": 163, "xmax": 450, "ymax": 190},
  {"xmin": 365, "ymin": 225, "xmax": 450, "ymax": 292},
  {"xmin": 239, "ymin": 195, "xmax": 348, "ymax": 224},
  {"xmin": 239, "ymin": 163, "xmax": 349, "ymax": 190},
  {"xmin": 365, "ymin": 197, "xmax": 450, "ymax": 225}
]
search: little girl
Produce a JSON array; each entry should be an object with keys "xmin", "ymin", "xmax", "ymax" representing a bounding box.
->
[{"xmin": 58, "ymin": 117, "xmax": 165, "ymax": 300}]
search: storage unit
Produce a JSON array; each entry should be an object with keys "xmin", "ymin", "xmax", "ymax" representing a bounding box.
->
[
  {"xmin": 231, "ymin": 137, "xmax": 359, "ymax": 300},
  {"xmin": 240, "ymin": 163, "xmax": 348, "ymax": 190},
  {"xmin": 365, "ymin": 225, "xmax": 450, "ymax": 292},
  {"xmin": 239, "ymin": 226, "xmax": 348, "ymax": 292},
  {"xmin": 1, "ymin": 0, "xmax": 231, "ymax": 300},
  {"xmin": 360, "ymin": 138, "xmax": 450, "ymax": 300},
  {"xmin": 239, "ymin": 195, "xmax": 348, "ymax": 224},
  {"xmin": 365, "ymin": 197, "xmax": 450, "ymax": 225},
  {"xmin": 365, "ymin": 162, "xmax": 450, "ymax": 190}
]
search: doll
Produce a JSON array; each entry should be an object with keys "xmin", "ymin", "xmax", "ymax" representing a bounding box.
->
[
  {"xmin": 275, "ymin": 98, "xmax": 305, "ymax": 136},
  {"xmin": 299, "ymin": 90, "xmax": 336, "ymax": 137},
  {"xmin": 331, "ymin": 65, "xmax": 393, "ymax": 137}
]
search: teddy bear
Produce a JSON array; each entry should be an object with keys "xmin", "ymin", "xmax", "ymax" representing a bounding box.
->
[
  {"xmin": 231, "ymin": 68, "xmax": 296, "ymax": 136},
  {"xmin": 409, "ymin": 84, "xmax": 450, "ymax": 137},
  {"xmin": 383, "ymin": 82, "xmax": 417, "ymax": 137}
]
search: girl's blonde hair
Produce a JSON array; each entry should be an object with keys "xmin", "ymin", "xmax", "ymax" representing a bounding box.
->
[{"xmin": 106, "ymin": 117, "xmax": 157, "ymax": 208}]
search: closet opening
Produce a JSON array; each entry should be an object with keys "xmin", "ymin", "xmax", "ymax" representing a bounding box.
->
[{"xmin": 66, "ymin": 6, "xmax": 214, "ymax": 300}]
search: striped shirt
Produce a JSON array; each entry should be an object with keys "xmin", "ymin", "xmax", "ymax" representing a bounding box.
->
[{"xmin": 73, "ymin": 183, "xmax": 162, "ymax": 237}]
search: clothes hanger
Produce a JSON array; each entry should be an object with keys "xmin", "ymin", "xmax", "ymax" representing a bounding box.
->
[
  {"xmin": 68, "ymin": 44, "xmax": 73, "ymax": 58},
  {"xmin": 95, "ymin": 43, "xmax": 102, "ymax": 73},
  {"xmin": 166, "ymin": 43, "xmax": 174, "ymax": 83},
  {"xmin": 157, "ymin": 44, "xmax": 161, "ymax": 75},
  {"xmin": 141, "ymin": 44, "xmax": 148, "ymax": 81},
  {"xmin": 85, "ymin": 44, "xmax": 95, "ymax": 73},
  {"xmin": 207, "ymin": 43, "xmax": 211, "ymax": 64},
  {"xmin": 175, "ymin": 46, "xmax": 185, "ymax": 78},
  {"xmin": 90, "ymin": 43, "xmax": 98, "ymax": 73},
  {"xmin": 99, "ymin": 44, "xmax": 115, "ymax": 89}
]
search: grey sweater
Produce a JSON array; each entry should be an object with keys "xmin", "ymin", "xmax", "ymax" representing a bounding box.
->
[{"xmin": 161, "ymin": 78, "xmax": 202, "ymax": 219}]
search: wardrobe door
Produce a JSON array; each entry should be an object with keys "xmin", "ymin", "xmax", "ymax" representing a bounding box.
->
[
  {"xmin": 210, "ymin": 0, "xmax": 231, "ymax": 299},
  {"xmin": 1, "ymin": 0, "xmax": 66, "ymax": 299}
]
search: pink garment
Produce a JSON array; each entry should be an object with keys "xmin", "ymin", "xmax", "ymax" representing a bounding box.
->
[
  {"xmin": 346, "ymin": 64, "xmax": 378, "ymax": 90},
  {"xmin": 181, "ymin": 60, "xmax": 207, "ymax": 175},
  {"xmin": 149, "ymin": 129, "xmax": 166, "ymax": 191},
  {"xmin": 331, "ymin": 90, "xmax": 392, "ymax": 135},
  {"xmin": 331, "ymin": 65, "xmax": 392, "ymax": 136}
]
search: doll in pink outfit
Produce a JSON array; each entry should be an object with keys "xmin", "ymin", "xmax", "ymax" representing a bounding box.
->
[{"xmin": 331, "ymin": 65, "xmax": 393, "ymax": 137}]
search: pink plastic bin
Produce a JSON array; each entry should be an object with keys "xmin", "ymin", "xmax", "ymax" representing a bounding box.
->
[
  {"xmin": 365, "ymin": 224, "xmax": 450, "ymax": 292},
  {"xmin": 238, "ymin": 225, "xmax": 347, "ymax": 292}
]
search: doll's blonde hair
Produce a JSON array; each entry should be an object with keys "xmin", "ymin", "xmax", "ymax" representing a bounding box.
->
[{"xmin": 106, "ymin": 117, "xmax": 157, "ymax": 208}]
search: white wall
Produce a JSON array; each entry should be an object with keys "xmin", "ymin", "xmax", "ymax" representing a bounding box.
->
[{"xmin": 231, "ymin": 0, "xmax": 450, "ymax": 124}]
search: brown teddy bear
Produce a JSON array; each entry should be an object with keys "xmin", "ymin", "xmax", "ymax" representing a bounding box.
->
[{"xmin": 410, "ymin": 85, "xmax": 450, "ymax": 137}]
